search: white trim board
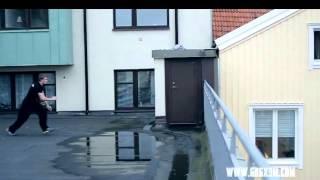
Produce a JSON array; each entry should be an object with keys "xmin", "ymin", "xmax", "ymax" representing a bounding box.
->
[{"xmin": 215, "ymin": 9, "xmax": 302, "ymax": 51}]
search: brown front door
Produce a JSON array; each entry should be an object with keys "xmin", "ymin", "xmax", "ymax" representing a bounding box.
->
[{"xmin": 165, "ymin": 59, "xmax": 202, "ymax": 124}]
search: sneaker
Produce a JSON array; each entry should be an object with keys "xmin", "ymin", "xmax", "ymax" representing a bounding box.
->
[
  {"xmin": 6, "ymin": 128, "xmax": 16, "ymax": 136},
  {"xmin": 42, "ymin": 128, "xmax": 55, "ymax": 135}
]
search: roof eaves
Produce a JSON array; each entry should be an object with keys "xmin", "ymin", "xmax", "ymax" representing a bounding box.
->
[{"xmin": 215, "ymin": 9, "xmax": 301, "ymax": 51}]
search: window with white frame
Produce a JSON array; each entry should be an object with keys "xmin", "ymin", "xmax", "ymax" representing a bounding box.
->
[
  {"xmin": 249, "ymin": 104, "xmax": 303, "ymax": 168},
  {"xmin": 308, "ymin": 24, "xmax": 320, "ymax": 69},
  {"xmin": 113, "ymin": 9, "xmax": 169, "ymax": 29}
]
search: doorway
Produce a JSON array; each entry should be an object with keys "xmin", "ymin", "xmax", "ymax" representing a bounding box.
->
[{"xmin": 165, "ymin": 59, "xmax": 202, "ymax": 124}]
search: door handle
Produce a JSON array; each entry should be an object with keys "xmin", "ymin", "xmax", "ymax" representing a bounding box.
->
[{"xmin": 172, "ymin": 81, "xmax": 177, "ymax": 88}]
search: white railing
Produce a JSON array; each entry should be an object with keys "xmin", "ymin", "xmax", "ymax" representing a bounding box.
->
[{"xmin": 203, "ymin": 81, "xmax": 280, "ymax": 180}]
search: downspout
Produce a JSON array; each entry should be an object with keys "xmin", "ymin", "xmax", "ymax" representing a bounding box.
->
[
  {"xmin": 174, "ymin": 9, "xmax": 179, "ymax": 45},
  {"xmin": 83, "ymin": 9, "xmax": 89, "ymax": 115},
  {"xmin": 212, "ymin": 9, "xmax": 220, "ymax": 96}
]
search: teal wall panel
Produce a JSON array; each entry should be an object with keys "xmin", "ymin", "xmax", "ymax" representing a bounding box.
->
[
  {"xmin": 49, "ymin": 9, "xmax": 60, "ymax": 65},
  {"xmin": 33, "ymin": 32, "xmax": 51, "ymax": 65},
  {"xmin": 0, "ymin": 9, "xmax": 73, "ymax": 67},
  {"xmin": 58, "ymin": 10, "xmax": 73, "ymax": 65},
  {"xmin": 0, "ymin": 34, "xmax": 17, "ymax": 65},
  {"xmin": 17, "ymin": 33, "xmax": 33, "ymax": 65}
]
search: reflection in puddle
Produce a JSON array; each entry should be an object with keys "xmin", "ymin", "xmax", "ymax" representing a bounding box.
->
[
  {"xmin": 169, "ymin": 153, "xmax": 189, "ymax": 180},
  {"xmin": 70, "ymin": 131, "xmax": 157, "ymax": 169}
]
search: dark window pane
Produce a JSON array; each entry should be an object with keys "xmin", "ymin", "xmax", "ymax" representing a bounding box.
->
[
  {"xmin": 278, "ymin": 110, "xmax": 295, "ymax": 158},
  {"xmin": 256, "ymin": 137, "xmax": 272, "ymax": 158},
  {"xmin": 278, "ymin": 137, "xmax": 295, "ymax": 158},
  {"xmin": 117, "ymin": 71, "xmax": 133, "ymax": 83},
  {"xmin": 39, "ymin": 72, "xmax": 55, "ymax": 84},
  {"xmin": 117, "ymin": 84, "xmax": 133, "ymax": 108},
  {"xmin": 115, "ymin": 9, "xmax": 132, "ymax": 27},
  {"xmin": 15, "ymin": 74, "xmax": 33, "ymax": 109},
  {"xmin": 0, "ymin": 75, "xmax": 12, "ymax": 110},
  {"xmin": 0, "ymin": 10, "xmax": 4, "ymax": 29},
  {"xmin": 30, "ymin": 9, "xmax": 48, "ymax": 28},
  {"xmin": 315, "ymin": 31, "xmax": 320, "ymax": 59},
  {"xmin": 4, "ymin": 9, "xmax": 27, "ymax": 29},
  {"xmin": 138, "ymin": 71, "xmax": 154, "ymax": 107},
  {"xmin": 136, "ymin": 9, "xmax": 167, "ymax": 26},
  {"xmin": 44, "ymin": 85, "xmax": 56, "ymax": 110}
]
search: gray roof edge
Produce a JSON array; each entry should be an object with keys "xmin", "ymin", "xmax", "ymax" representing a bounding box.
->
[{"xmin": 152, "ymin": 48, "xmax": 218, "ymax": 59}]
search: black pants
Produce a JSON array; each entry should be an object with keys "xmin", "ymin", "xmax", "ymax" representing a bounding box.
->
[{"xmin": 8, "ymin": 104, "xmax": 48, "ymax": 133}]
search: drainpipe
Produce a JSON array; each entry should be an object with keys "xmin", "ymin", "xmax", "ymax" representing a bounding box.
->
[
  {"xmin": 212, "ymin": 9, "xmax": 220, "ymax": 96},
  {"xmin": 174, "ymin": 9, "xmax": 179, "ymax": 45},
  {"xmin": 83, "ymin": 9, "xmax": 89, "ymax": 115}
]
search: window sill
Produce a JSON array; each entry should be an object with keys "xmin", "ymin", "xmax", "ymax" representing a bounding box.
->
[
  {"xmin": 0, "ymin": 29, "xmax": 49, "ymax": 33},
  {"xmin": 267, "ymin": 159, "xmax": 302, "ymax": 169},
  {"xmin": 113, "ymin": 27, "xmax": 169, "ymax": 31},
  {"xmin": 311, "ymin": 66, "xmax": 320, "ymax": 69},
  {"xmin": 114, "ymin": 108, "xmax": 155, "ymax": 113},
  {"xmin": 310, "ymin": 60, "xmax": 320, "ymax": 69}
]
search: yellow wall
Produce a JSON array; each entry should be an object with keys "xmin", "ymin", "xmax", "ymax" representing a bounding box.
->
[{"xmin": 219, "ymin": 9, "xmax": 320, "ymax": 180}]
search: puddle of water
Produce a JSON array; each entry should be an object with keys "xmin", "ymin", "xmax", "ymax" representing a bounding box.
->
[
  {"xmin": 69, "ymin": 131, "xmax": 157, "ymax": 169},
  {"xmin": 57, "ymin": 131, "xmax": 191, "ymax": 180},
  {"xmin": 168, "ymin": 153, "xmax": 189, "ymax": 180}
]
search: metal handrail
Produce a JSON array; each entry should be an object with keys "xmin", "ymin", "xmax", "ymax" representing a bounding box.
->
[
  {"xmin": 203, "ymin": 80, "xmax": 280, "ymax": 180},
  {"xmin": 205, "ymin": 80, "xmax": 268, "ymax": 167}
]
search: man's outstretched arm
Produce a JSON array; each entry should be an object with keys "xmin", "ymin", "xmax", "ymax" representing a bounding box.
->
[{"xmin": 38, "ymin": 92, "xmax": 57, "ymax": 101}]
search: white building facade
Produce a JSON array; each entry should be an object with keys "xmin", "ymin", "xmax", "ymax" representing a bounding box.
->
[
  {"xmin": 85, "ymin": 9, "xmax": 212, "ymax": 115},
  {"xmin": 0, "ymin": 9, "xmax": 213, "ymax": 116}
]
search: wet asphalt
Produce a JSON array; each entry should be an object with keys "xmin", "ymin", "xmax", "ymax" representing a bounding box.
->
[{"xmin": 0, "ymin": 112, "xmax": 211, "ymax": 180}]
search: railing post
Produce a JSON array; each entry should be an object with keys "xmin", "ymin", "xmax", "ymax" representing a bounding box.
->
[
  {"xmin": 216, "ymin": 107, "xmax": 221, "ymax": 122},
  {"xmin": 247, "ymin": 156, "xmax": 252, "ymax": 169},
  {"xmin": 221, "ymin": 113, "xmax": 227, "ymax": 134},
  {"xmin": 247, "ymin": 157, "xmax": 254, "ymax": 180},
  {"xmin": 230, "ymin": 130, "xmax": 236, "ymax": 155},
  {"xmin": 214, "ymin": 104, "xmax": 220, "ymax": 120}
]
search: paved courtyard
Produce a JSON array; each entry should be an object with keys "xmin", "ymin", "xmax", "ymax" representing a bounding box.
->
[{"xmin": 0, "ymin": 113, "xmax": 211, "ymax": 180}]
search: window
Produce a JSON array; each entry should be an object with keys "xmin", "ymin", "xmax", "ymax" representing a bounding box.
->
[
  {"xmin": 0, "ymin": 74, "xmax": 12, "ymax": 111},
  {"xmin": 138, "ymin": 71, "xmax": 155, "ymax": 107},
  {"xmin": 15, "ymin": 74, "xmax": 34, "ymax": 109},
  {"xmin": 117, "ymin": 131, "xmax": 136, "ymax": 160},
  {"xmin": 0, "ymin": 9, "xmax": 48, "ymax": 30},
  {"xmin": 115, "ymin": 70, "xmax": 155, "ymax": 109},
  {"xmin": 114, "ymin": 9, "xmax": 169, "ymax": 29},
  {"xmin": 308, "ymin": 24, "xmax": 320, "ymax": 69},
  {"xmin": 249, "ymin": 104, "xmax": 303, "ymax": 168},
  {"xmin": 0, "ymin": 72, "xmax": 56, "ymax": 111},
  {"xmin": 39, "ymin": 73, "xmax": 56, "ymax": 110},
  {"xmin": 114, "ymin": 9, "xmax": 132, "ymax": 27},
  {"xmin": 116, "ymin": 71, "xmax": 134, "ymax": 108}
]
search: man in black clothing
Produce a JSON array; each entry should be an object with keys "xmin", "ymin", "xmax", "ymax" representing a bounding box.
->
[{"xmin": 6, "ymin": 75, "xmax": 57, "ymax": 136}]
